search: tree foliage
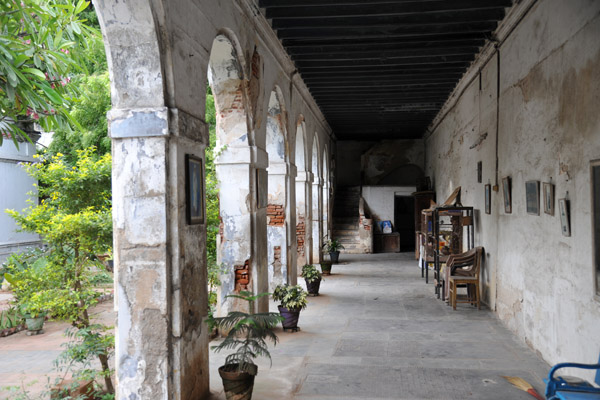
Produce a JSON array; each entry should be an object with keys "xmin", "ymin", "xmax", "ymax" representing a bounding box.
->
[
  {"xmin": 0, "ymin": 0, "xmax": 98, "ymax": 145},
  {"xmin": 6, "ymin": 147, "xmax": 114, "ymax": 394}
]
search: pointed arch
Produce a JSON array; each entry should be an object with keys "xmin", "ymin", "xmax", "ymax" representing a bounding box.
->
[{"xmin": 208, "ymin": 33, "xmax": 250, "ymax": 148}]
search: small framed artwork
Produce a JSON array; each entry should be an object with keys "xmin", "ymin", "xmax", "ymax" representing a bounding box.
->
[
  {"xmin": 502, "ymin": 176, "xmax": 511, "ymax": 213},
  {"xmin": 484, "ymin": 184, "xmax": 491, "ymax": 214},
  {"xmin": 185, "ymin": 154, "xmax": 204, "ymax": 225},
  {"xmin": 256, "ymin": 168, "xmax": 268, "ymax": 209},
  {"xmin": 477, "ymin": 161, "xmax": 482, "ymax": 183},
  {"xmin": 525, "ymin": 180, "xmax": 540, "ymax": 215},
  {"xmin": 558, "ymin": 198, "xmax": 570, "ymax": 237},
  {"xmin": 543, "ymin": 182, "xmax": 555, "ymax": 215}
]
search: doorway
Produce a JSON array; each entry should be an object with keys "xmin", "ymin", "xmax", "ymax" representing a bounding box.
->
[{"xmin": 394, "ymin": 195, "xmax": 415, "ymax": 252}]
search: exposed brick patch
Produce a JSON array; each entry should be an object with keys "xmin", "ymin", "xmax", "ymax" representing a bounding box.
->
[
  {"xmin": 296, "ymin": 216, "xmax": 305, "ymax": 257},
  {"xmin": 234, "ymin": 260, "xmax": 250, "ymax": 292},
  {"xmin": 273, "ymin": 246, "xmax": 281, "ymax": 263},
  {"xmin": 267, "ymin": 204, "xmax": 285, "ymax": 226}
]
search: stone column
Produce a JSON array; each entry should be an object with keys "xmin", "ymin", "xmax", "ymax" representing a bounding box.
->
[
  {"xmin": 266, "ymin": 162, "xmax": 289, "ymax": 290},
  {"xmin": 287, "ymin": 163, "xmax": 298, "ymax": 284},
  {"xmin": 295, "ymin": 171, "xmax": 313, "ymax": 269},
  {"xmin": 110, "ymin": 107, "xmax": 209, "ymax": 399},
  {"xmin": 311, "ymin": 178, "xmax": 323, "ymax": 263},
  {"xmin": 216, "ymin": 146, "xmax": 268, "ymax": 314}
]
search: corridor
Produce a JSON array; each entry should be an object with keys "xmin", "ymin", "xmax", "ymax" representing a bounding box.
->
[{"xmin": 209, "ymin": 253, "xmax": 549, "ymax": 399}]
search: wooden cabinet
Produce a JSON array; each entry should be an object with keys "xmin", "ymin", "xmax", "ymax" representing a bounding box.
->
[{"xmin": 374, "ymin": 233, "xmax": 400, "ymax": 253}]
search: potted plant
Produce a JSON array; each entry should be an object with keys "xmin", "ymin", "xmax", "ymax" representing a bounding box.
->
[
  {"xmin": 207, "ymin": 291, "xmax": 282, "ymax": 400},
  {"xmin": 323, "ymin": 238, "xmax": 345, "ymax": 264},
  {"xmin": 320, "ymin": 261, "xmax": 333, "ymax": 275},
  {"xmin": 301, "ymin": 264, "xmax": 322, "ymax": 296},
  {"xmin": 272, "ymin": 284, "xmax": 308, "ymax": 332},
  {"xmin": 19, "ymin": 299, "xmax": 47, "ymax": 334}
]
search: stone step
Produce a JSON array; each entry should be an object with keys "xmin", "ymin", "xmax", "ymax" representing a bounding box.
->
[
  {"xmin": 333, "ymin": 229, "xmax": 358, "ymax": 236},
  {"xmin": 333, "ymin": 223, "xmax": 358, "ymax": 230}
]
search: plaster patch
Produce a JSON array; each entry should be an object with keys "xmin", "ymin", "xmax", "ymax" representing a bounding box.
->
[{"xmin": 110, "ymin": 109, "xmax": 168, "ymax": 138}]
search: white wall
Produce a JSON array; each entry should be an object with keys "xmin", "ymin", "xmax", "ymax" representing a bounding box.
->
[
  {"xmin": 362, "ymin": 186, "xmax": 415, "ymax": 232},
  {"xmin": 425, "ymin": 0, "xmax": 600, "ymax": 376},
  {"xmin": 0, "ymin": 140, "xmax": 40, "ymax": 262}
]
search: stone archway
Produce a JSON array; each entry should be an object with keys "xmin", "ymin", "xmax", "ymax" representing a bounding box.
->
[
  {"xmin": 295, "ymin": 118, "xmax": 312, "ymax": 269},
  {"xmin": 208, "ymin": 33, "xmax": 268, "ymax": 314},
  {"xmin": 95, "ymin": 2, "xmax": 210, "ymax": 398},
  {"xmin": 311, "ymin": 135, "xmax": 322, "ymax": 263},
  {"xmin": 265, "ymin": 88, "xmax": 291, "ymax": 290},
  {"xmin": 322, "ymin": 146, "xmax": 330, "ymax": 241}
]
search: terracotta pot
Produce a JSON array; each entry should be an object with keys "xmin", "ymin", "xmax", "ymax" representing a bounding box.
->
[
  {"xmin": 278, "ymin": 305, "xmax": 301, "ymax": 330},
  {"xmin": 305, "ymin": 277, "xmax": 321, "ymax": 296},
  {"xmin": 218, "ymin": 363, "xmax": 256, "ymax": 400}
]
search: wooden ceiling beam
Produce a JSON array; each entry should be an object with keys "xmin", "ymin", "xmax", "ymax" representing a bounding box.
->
[
  {"xmin": 264, "ymin": 0, "xmax": 511, "ymax": 19},
  {"xmin": 271, "ymin": 9, "xmax": 506, "ymax": 29}
]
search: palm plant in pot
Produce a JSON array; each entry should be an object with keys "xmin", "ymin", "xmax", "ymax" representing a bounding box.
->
[
  {"xmin": 207, "ymin": 291, "xmax": 283, "ymax": 400},
  {"xmin": 272, "ymin": 284, "xmax": 308, "ymax": 332},
  {"xmin": 301, "ymin": 264, "xmax": 322, "ymax": 296},
  {"xmin": 323, "ymin": 238, "xmax": 345, "ymax": 264}
]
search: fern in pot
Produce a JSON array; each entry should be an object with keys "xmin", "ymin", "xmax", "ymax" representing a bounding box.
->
[
  {"xmin": 207, "ymin": 291, "xmax": 283, "ymax": 400},
  {"xmin": 301, "ymin": 264, "xmax": 322, "ymax": 296},
  {"xmin": 272, "ymin": 284, "xmax": 308, "ymax": 332}
]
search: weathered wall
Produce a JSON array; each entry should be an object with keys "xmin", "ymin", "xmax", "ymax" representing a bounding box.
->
[
  {"xmin": 425, "ymin": 0, "xmax": 600, "ymax": 376},
  {"xmin": 362, "ymin": 186, "xmax": 415, "ymax": 232},
  {"xmin": 0, "ymin": 140, "xmax": 41, "ymax": 262},
  {"xmin": 96, "ymin": 0, "xmax": 333, "ymax": 398},
  {"xmin": 336, "ymin": 140, "xmax": 424, "ymax": 186}
]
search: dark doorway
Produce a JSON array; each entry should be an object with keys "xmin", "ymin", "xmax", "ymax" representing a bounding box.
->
[{"xmin": 394, "ymin": 195, "xmax": 415, "ymax": 252}]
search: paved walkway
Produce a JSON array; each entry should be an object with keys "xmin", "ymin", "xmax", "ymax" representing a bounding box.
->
[
  {"xmin": 210, "ymin": 252, "xmax": 549, "ymax": 399},
  {"xmin": 1, "ymin": 253, "xmax": 549, "ymax": 399}
]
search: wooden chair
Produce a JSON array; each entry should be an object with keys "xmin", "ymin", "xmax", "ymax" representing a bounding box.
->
[{"xmin": 447, "ymin": 246, "xmax": 483, "ymax": 310}]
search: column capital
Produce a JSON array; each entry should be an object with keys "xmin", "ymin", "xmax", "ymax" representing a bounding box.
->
[
  {"xmin": 109, "ymin": 107, "xmax": 169, "ymax": 138},
  {"xmin": 215, "ymin": 145, "xmax": 268, "ymax": 168},
  {"xmin": 296, "ymin": 170, "xmax": 313, "ymax": 183}
]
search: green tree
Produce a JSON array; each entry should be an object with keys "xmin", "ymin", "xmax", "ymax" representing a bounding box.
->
[
  {"xmin": 47, "ymin": 72, "xmax": 111, "ymax": 163},
  {"xmin": 0, "ymin": 0, "xmax": 97, "ymax": 145},
  {"xmin": 6, "ymin": 147, "xmax": 114, "ymax": 394}
]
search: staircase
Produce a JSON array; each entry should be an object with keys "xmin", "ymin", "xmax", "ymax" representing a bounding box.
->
[{"xmin": 332, "ymin": 186, "xmax": 362, "ymax": 253}]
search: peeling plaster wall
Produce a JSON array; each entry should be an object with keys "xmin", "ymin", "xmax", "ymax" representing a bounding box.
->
[
  {"xmin": 336, "ymin": 140, "xmax": 424, "ymax": 186},
  {"xmin": 425, "ymin": 0, "xmax": 600, "ymax": 377},
  {"xmin": 98, "ymin": 0, "xmax": 334, "ymax": 397},
  {"xmin": 362, "ymin": 186, "xmax": 416, "ymax": 232}
]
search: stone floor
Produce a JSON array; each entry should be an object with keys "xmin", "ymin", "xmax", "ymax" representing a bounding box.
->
[
  {"xmin": 209, "ymin": 252, "xmax": 550, "ymax": 399},
  {"xmin": 0, "ymin": 253, "xmax": 550, "ymax": 399}
]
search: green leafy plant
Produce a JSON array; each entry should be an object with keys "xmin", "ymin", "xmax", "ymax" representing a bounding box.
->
[
  {"xmin": 0, "ymin": 308, "xmax": 23, "ymax": 330},
  {"xmin": 5, "ymin": 147, "xmax": 114, "ymax": 394},
  {"xmin": 0, "ymin": 0, "xmax": 99, "ymax": 145},
  {"xmin": 207, "ymin": 291, "xmax": 283, "ymax": 374},
  {"xmin": 272, "ymin": 284, "xmax": 308, "ymax": 311},
  {"xmin": 301, "ymin": 264, "xmax": 322, "ymax": 283},
  {"xmin": 323, "ymin": 238, "xmax": 345, "ymax": 253}
]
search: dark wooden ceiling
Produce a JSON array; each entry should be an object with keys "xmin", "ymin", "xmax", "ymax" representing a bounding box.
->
[{"xmin": 259, "ymin": 0, "xmax": 512, "ymax": 140}]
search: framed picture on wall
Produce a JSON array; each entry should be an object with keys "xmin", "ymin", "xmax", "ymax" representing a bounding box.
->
[
  {"xmin": 525, "ymin": 180, "xmax": 540, "ymax": 215},
  {"xmin": 502, "ymin": 176, "xmax": 511, "ymax": 214},
  {"xmin": 558, "ymin": 198, "xmax": 571, "ymax": 237},
  {"xmin": 256, "ymin": 168, "xmax": 268, "ymax": 209},
  {"xmin": 543, "ymin": 182, "xmax": 555, "ymax": 215},
  {"xmin": 485, "ymin": 184, "xmax": 491, "ymax": 214},
  {"xmin": 186, "ymin": 154, "xmax": 204, "ymax": 225}
]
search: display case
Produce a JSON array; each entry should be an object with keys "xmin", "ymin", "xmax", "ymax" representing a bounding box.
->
[
  {"xmin": 413, "ymin": 191, "xmax": 435, "ymax": 259},
  {"xmin": 422, "ymin": 206, "xmax": 474, "ymax": 298}
]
